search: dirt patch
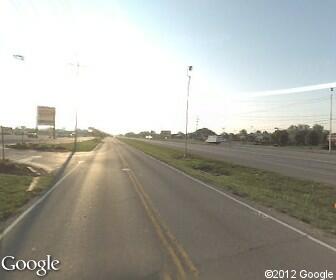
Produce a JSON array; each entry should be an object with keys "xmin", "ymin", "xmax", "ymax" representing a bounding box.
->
[{"xmin": 0, "ymin": 160, "xmax": 47, "ymax": 176}]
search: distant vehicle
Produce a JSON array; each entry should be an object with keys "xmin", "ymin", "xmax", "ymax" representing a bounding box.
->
[
  {"xmin": 205, "ymin": 135, "xmax": 223, "ymax": 144},
  {"xmin": 27, "ymin": 132, "xmax": 38, "ymax": 138}
]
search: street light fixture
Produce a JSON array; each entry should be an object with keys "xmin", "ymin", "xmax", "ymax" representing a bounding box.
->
[
  {"xmin": 13, "ymin": 54, "xmax": 25, "ymax": 61},
  {"xmin": 184, "ymin": 66, "xmax": 193, "ymax": 158}
]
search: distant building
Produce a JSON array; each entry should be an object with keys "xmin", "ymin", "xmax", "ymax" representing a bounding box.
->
[{"xmin": 160, "ymin": 130, "xmax": 171, "ymax": 139}]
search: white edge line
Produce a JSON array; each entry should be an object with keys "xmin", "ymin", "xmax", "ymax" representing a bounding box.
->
[
  {"xmin": 0, "ymin": 163, "xmax": 81, "ymax": 241},
  {"xmin": 120, "ymin": 142, "xmax": 336, "ymax": 254}
]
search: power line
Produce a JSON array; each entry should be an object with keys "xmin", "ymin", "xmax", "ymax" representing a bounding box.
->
[
  {"xmin": 235, "ymin": 96, "xmax": 330, "ymax": 117},
  {"xmin": 237, "ymin": 114, "xmax": 328, "ymax": 120}
]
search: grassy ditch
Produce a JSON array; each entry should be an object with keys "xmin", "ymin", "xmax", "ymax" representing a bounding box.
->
[
  {"xmin": 8, "ymin": 138, "xmax": 101, "ymax": 152},
  {"xmin": 120, "ymin": 138, "xmax": 336, "ymax": 235},
  {"xmin": 0, "ymin": 160, "xmax": 53, "ymax": 224}
]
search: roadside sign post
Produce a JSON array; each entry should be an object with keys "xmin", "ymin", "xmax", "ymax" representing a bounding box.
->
[
  {"xmin": 36, "ymin": 106, "xmax": 56, "ymax": 139},
  {"xmin": 1, "ymin": 126, "xmax": 5, "ymax": 161}
]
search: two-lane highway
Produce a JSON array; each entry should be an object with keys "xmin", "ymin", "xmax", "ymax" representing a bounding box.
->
[{"xmin": 0, "ymin": 138, "xmax": 335, "ymax": 279}]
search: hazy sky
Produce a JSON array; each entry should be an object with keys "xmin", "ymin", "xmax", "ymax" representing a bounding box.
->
[{"xmin": 0, "ymin": 0, "xmax": 335, "ymax": 134}]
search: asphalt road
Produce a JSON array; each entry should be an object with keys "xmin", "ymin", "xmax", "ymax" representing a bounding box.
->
[
  {"xmin": 144, "ymin": 140, "xmax": 336, "ymax": 186},
  {"xmin": 0, "ymin": 138, "xmax": 335, "ymax": 279}
]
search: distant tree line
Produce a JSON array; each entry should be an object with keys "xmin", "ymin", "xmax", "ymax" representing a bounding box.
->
[
  {"xmin": 123, "ymin": 124, "xmax": 333, "ymax": 148},
  {"xmin": 231, "ymin": 124, "xmax": 331, "ymax": 147}
]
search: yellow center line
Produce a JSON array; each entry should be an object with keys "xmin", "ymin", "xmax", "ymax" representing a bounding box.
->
[
  {"xmin": 130, "ymin": 170, "xmax": 199, "ymax": 278},
  {"xmin": 116, "ymin": 145, "xmax": 199, "ymax": 279},
  {"xmin": 117, "ymin": 147, "xmax": 186, "ymax": 279},
  {"xmin": 127, "ymin": 172, "xmax": 187, "ymax": 279}
]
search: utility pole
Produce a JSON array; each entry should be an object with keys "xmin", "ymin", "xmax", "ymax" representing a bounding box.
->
[
  {"xmin": 329, "ymin": 88, "xmax": 334, "ymax": 153},
  {"xmin": 21, "ymin": 127, "xmax": 24, "ymax": 144},
  {"xmin": 184, "ymin": 66, "xmax": 193, "ymax": 158},
  {"xmin": 1, "ymin": 126, "xmax": 5, "ymax": 161},
  {"xmin": 69, "ymin": 60, "xmax": 83, "ymax": 152},
  {"xmin": 53, "ymin": 110, "xmax": 56, "ymax": 139},
  {"xmin": 196, "ymin": 116, "xmax": 199, "ymax": 132},
  {"xmin": 74, "ymin": 111, "xmax": 78, "ymax": 152}
]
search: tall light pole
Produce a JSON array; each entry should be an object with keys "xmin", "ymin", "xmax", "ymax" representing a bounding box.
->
[
  {"xmin": 13, "ymin": 54, "xmax": 25, "ymax": 142},
  {"xmin": 184, "ymin": 66, "xmax": 193, "ymax": 158},
  {"xmin": 74, "ymin": 111, "xmax": 78, "ymax": 152},
  {"xmin": 69, "ymin": 61, "xmax": 83, "ymax": 152},
  {"xmin": 1, "ymin": 126, "xmax": 5, "ymax": 161},
  {"xmin": 329, "ymin": 88, "xmax": 334, "ymax": 153}
]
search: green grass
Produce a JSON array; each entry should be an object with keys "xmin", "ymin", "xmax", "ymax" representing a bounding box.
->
[
  {"xmin": 0, "ymin": 174, "xmax": 33, "ymax": 221},
  {"xmin": 0, "ymin": 174, "xmax": 53, "ymax": 222},
  {"xmin": 58, "ymin": 137, "xmax": 102, "ymax": 152},
  {"xmin": 120, "ymin": 138, "xmax": 336, "ymax": 235},
  {"xmin": 0, "ymin": 159, "xmax": 54, "ymax": 224},
  {"xmin": 8, "ymin": 138, "xmax": 102, "ymax": 152}
]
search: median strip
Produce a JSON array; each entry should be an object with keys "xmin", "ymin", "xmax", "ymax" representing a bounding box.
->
[{"xmin": 119, "ymin": 138, "xmax": 336, "ymax": 236}]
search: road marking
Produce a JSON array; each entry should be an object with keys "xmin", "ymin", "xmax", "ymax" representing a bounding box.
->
[
  {"xmin": 116, "ymin": 147, "xmax": 199, "ymax": 279},
  {"xmin": 0, "ymin": 162, "xmax": 82, "ymax": 241},
  {"xmin": 120, "ymin": 141, "xmax": 336, "ymax": 254},
  {"xmin": 116, "ymin": 148, "xmax": 186, "ymax": 279},
  {"xmin": 121, "ymin": 168, "xmax": 131, "ymax": 171},
  {"xmin": 130, "ymin": 171, "xmax": 199, "ymax": 278}
]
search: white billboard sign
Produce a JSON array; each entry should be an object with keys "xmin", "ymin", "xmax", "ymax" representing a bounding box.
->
[{"xmin": 37, "ymin": 106, "xmax": 55, "ymax": 126}]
